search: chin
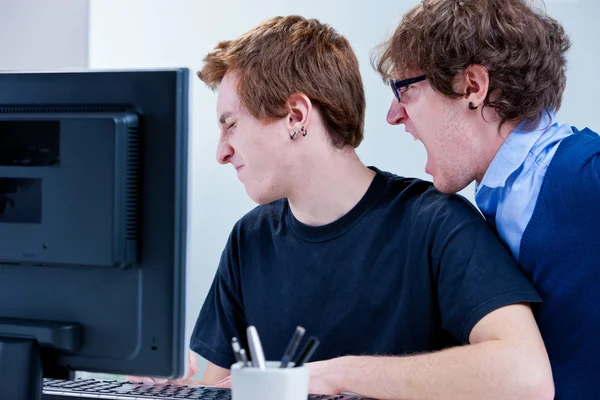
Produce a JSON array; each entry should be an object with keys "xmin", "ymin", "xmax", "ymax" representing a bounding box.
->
[
  {"xmin": 433, "ymin": 182, "xmax": 454, "ymax": 194},
  {"xmin": 433, "ymin": 177, "xmax": 468, "ymax": 194},
  {"xmin": 246, "ymin": 188, "xmax": 281, "ymax": 205},
  {"xmin": 250, "ymin": 196, "xmax": 278, "ymax": 205}
]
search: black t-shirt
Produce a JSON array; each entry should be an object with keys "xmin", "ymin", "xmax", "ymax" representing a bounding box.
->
[{"xmin": 191, "ymin": 168, "xmax": 540, "ymax": 368}]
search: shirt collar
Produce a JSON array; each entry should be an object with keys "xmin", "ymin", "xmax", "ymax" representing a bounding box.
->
[{"xmin": 476, "ymin": 110, "xmax": 557, "ymax": 192}]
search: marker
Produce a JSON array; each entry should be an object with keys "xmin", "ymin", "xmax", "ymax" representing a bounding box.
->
[
  {"xmin": 279, "ymin": 326, "xmax": 306, "ymax": 368},
  {"xmin": 246, "ymin": 326, "xmax": 266, "ymax": 370},
  {"xmin": 292, "ymin": 336, "xmax": 319, "ymax": 367}
]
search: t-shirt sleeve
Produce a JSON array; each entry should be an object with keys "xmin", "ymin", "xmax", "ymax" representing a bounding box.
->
[
  {"xmin": 432, "ymin": 197, "xmax": 541, "ymax": 344},
  {"xmin": 190, "ymin": 229, "xmax": 247, "ymax": 369}
]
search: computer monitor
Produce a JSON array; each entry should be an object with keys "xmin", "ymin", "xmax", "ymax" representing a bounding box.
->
[{"xmin": 0, "ymin": 69, "xmax": 190, "ymax": 399}]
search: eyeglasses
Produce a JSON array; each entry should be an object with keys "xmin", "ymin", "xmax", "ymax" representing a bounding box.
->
[{"xmin": 389, "ymin": 75, "xmax": 427, "ymax": 102}]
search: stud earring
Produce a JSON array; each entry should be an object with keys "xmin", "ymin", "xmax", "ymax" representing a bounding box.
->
[{"xmin": 468, "ymin": 102, "xmax": 478, "ymax": 110}]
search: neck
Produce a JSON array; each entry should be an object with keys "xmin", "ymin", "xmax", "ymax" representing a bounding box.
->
[
  {"xmin": 287, "ymin": 148, "xmax": 375, "ymax": 226},
  {"xmin": 475, "ymin": 120, "xmax": 519, "ymax": 183}
]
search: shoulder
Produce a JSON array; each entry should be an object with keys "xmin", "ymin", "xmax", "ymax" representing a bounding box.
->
[
  {"xmin": 374, "ymin": 167, "xmax": 483, "ymax": 227},
  {"xmin": 546, "ymin": 127, "xmax": 600, "ymax": 191},
  {"xmin": 217, "ymin": 201, "xmax": 286, "ymax": 270},
  {"xmin": 230, "ymin": 200, "xmax": 286, "ymax": 239},
  {"xmin": 556, "ymin": 127, "xmax": 600, "ymax": 163},
  {"xmin": 223, "ymin": 200, "xmax": 287, "ymax": 254}
]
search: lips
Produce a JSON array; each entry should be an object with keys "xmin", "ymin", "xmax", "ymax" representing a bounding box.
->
[
  {"xmin": 406, "ymin": 129, "xmax": 420, "ymax": 142},
  {"xmin": 406, "ymin": 130, "xmax": 430, "ymax": 175}
]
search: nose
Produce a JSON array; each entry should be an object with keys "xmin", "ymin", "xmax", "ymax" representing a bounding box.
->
[
  {"xmin": 386, "ymin": 99, "xmax": 407, "ymax": 126},
  {"xmin": 216, "ymin": 138, "xmax": 233, "ymax": 165}
]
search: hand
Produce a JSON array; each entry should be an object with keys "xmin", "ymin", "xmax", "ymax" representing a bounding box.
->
[
  {"xmin": 214, "ymin": 375, "xmax": 231, "ymax": 388},
  {"xmin": 214, "ymin": 358, "xmax": 343, "ymax": 395},
  {"xmin": 126, "ymin": 350, "xmax": 200, "ymax": 384},
  {"xmin": 306, "ymin": 359, "xmax": 343, "ymax": 395}
]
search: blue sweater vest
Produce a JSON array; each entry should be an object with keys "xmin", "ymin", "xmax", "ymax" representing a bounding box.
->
[{"xmin": 519, "ymin": 127, "xmax": 600, "ymax": 399}]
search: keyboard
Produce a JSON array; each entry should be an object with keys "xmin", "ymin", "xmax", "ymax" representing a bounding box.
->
[{"xmin": 43, "ymin": 378, "xmax": 365, "ymax": 399}]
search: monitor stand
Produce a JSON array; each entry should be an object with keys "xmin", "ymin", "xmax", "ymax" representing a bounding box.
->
[{"xmin": 0, "ymin": 318, "xmax": 81, "ymax": 400}]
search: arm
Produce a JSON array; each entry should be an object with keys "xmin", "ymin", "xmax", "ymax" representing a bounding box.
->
[
  {"xmin": 200, "ymin": 362, "xmax": 231, "ymax": 385},
  {"xmin": 310, "ymin": 303, "xmax": 553, "ymax": 400},
  {"xmin": 142, "ymin": 360, "xmax": 229, "ymax": 386},
  {"xmin": 157, "ymin": 358, "xmax": 229, "ymax": 387},
  {"xmin": 189, "ymin": 224, "xmax": 250, "ymax": 379},
  {"xmin": 125, "ymin": 350, "xmax": 210, "ymax": 385}
]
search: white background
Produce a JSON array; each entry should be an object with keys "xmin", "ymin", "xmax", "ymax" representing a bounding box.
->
[{"xmin": 1, "ymin": 0, "xmax": 598, "ymax": 377}]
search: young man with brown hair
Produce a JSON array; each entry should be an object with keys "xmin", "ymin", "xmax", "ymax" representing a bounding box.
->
[
  {"xmin": 375, "ymin": 0, "xmax": 599, "ymax": 397},
  {"xmin": 183, "ymin": 15, "xmax": 553, "ymax": 399}
]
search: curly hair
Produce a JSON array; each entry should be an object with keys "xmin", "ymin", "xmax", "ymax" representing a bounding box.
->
[
  {"xmin": 198, "ymin": 15, "xmax": 365, "ymax": 148},
  {"xmin": 372, "ymin": 0, "xmax": 571, "ymax": 130}
]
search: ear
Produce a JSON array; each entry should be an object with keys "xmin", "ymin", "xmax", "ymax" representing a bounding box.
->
[
  {"xmin": 285, "ymin": 93, "xmax": 312, "ymax": 133},
  {"xmin": 461, "ymin": 64, "xmax": 489, "ymax": 108}
]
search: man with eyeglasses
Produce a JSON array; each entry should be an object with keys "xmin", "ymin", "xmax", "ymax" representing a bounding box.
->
[{"xmin": 375, "ymin": 0, "xmax": 600, "ymax": 398}]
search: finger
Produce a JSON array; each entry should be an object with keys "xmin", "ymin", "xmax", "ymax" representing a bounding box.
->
[
  {"xmin": 169, "ymin": 377, "xmax": 201, "ymax": 386},
  {"xmin": 214, "ymin": 376, "xmax": 232, "ymax": 388},
  {"xmin": 125, "ymin": 376, "xmax": 156, "ymax": 383}
]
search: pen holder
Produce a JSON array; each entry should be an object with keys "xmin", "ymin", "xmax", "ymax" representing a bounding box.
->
[{"xmin": 231, "ymin": 361, "xmax": 309, "ymax": 400}]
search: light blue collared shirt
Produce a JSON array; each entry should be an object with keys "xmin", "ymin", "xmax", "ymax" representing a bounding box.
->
[{"xmin": 475, "ymin": 110, "xmax": 573, "ymax": 261}]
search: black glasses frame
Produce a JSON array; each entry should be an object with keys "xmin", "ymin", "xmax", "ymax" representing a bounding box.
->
[{"xmin": 389, "ymin": 75, "xmax": 427, "ymax": 102}]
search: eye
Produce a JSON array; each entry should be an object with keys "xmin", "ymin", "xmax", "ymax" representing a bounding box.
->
[
  {"xmin": 227, "ymin": 121, "xmax": 237, "ymax": 131},
  {"xmin": 400, "ymin": 84, "xmax": 414, "ymax": 94}
]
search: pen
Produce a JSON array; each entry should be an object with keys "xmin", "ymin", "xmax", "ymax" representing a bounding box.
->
[
  {"xmin": 246, "ymin": 325, "xmax": 267, "ymax": 370},
  {"xmin": 239, "ymin": 348, "xmax": 250, "ymax": 367},
  {"xmin": 292, "ymin": 336, "xmax": 319, "ymax": 367},
  {"xmin": 279, "ymin": 326, "xmax": 306, "ymax": 368},
  {"xmin": 231, "ymin": 337, "xmax": 243, "ymax": 364}
]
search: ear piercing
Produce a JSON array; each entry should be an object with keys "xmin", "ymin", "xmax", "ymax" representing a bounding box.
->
[{"xmin": 290, "ymin": 126, "xmax": 307, "ymax": 139}]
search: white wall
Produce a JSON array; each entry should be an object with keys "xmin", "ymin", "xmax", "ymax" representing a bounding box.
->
[
  {"xmin": 88, "ymin": 0, "xmax": 600, "ymax": 376},
  {"xmin": 545, "ymin": 0, "xmax": 600, "ymax": 128},
  {"xmin": 0, "ymin": 0, "xmax": 89, "ymax": 70}
]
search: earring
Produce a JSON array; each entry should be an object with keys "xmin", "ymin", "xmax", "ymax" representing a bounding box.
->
[
  {"xmin": 290, "ymin": 126, "xmax": 307, "ymax": 139},
  {"xmin": 468, "ymin": 102, "xmax": 478, "ymax": 110}
]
